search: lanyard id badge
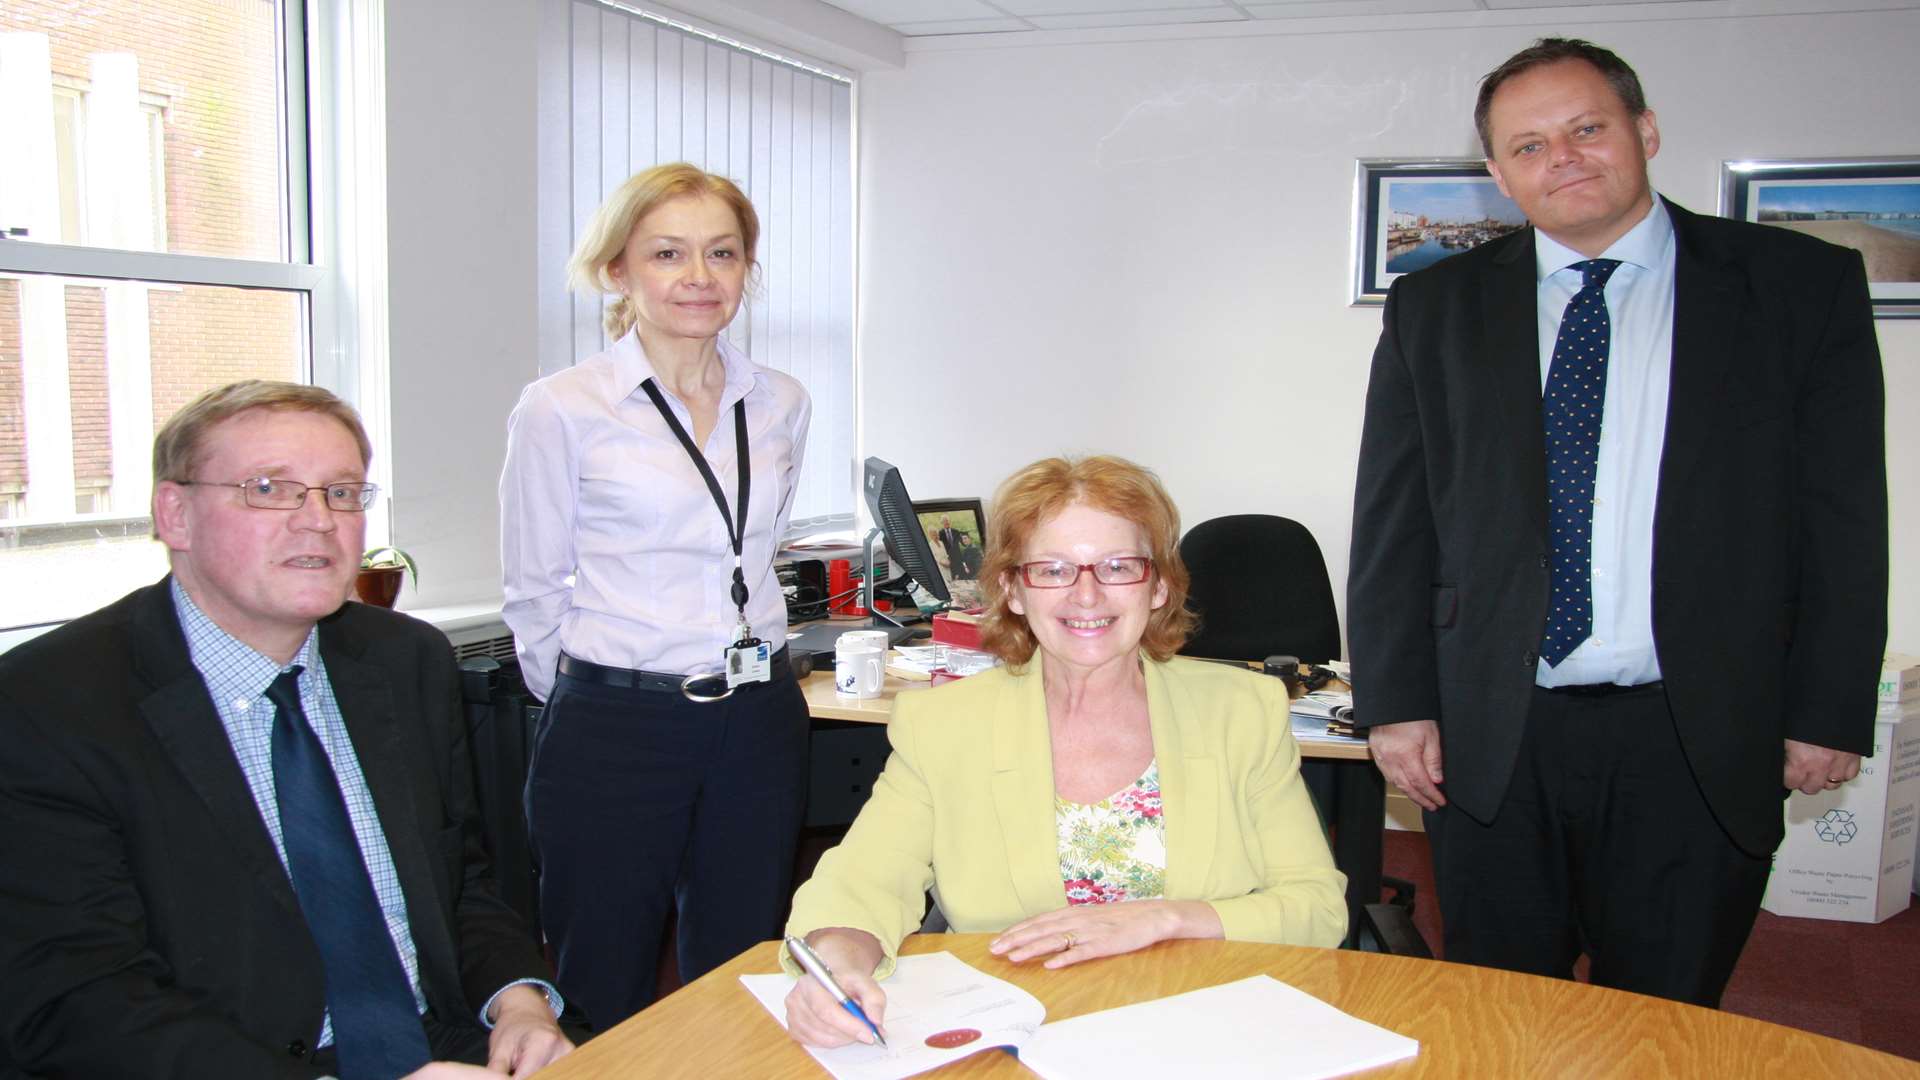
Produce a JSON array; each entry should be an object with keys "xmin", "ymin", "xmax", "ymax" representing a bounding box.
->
[{"xmin": 640, "ymin": 378, "xmax": 771, "ymax": 691}]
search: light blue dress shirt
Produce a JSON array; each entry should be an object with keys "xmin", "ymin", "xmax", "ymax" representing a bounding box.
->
[
  {"xmin": 1531, "ymin": 198, "xmax": 1676, "ymax": 689},
  {"xmin": 172, "ymin": 581, "xmax": 558, "ymax": 1047}
]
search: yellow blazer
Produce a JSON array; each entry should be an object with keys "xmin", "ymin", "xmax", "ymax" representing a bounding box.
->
[{"xmin": 787, "ymin": 653, "xmax": 1347, "ymax": 974}]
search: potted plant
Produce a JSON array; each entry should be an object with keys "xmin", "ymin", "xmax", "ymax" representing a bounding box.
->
[{"xmin": 356, "ymin": 547, "xmax": 419, "ymax": 609}]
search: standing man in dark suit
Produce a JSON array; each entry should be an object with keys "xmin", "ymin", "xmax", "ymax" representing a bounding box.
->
[
  {"xmin": 0, "ymin": 381, "xmax": 574, "ymax": 1077},
  {"xmin": 1348, "ymin": 39, "xmax": 1886, "ymax": 1006}
]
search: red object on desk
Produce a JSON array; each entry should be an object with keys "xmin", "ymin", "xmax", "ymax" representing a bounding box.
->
[{"xmin": 932, "ymin": 612, "xmax": 984, "ymax": 651}]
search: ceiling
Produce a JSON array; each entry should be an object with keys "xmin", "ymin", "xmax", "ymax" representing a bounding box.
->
[{"xmin": 816, "ymin": 0, "xmax": 1702, "ymax": 37}]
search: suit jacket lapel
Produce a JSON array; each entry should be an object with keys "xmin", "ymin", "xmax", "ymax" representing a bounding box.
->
[
  {"xmin": 318, "ymin": 624, "xmax": 459, "ymax": 1003},
  {"xmin": 1149, "ymin": 661, "xmax": 1216, "ymax": 898},
  {"xmin": 990, "ymin": 655, "xmax": 1068, "ymax": 916},
  {"xmin": 1659, "ymin": 198, "xmax": 1745, "ymax": 513},
  {"xmin": 132, "ymin": 581, "xmax": 305, "ymax": 920},
  {"xmin": 1481, "ymin": 230, "xmax": 1550, "ymax": 538}
]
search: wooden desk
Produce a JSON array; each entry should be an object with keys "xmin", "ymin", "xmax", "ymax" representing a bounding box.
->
[
  {"xmin": 799, "ymin": 668, "xmax": 1385, "ymax": 948},
  {"xmin": 541, "ymin": 933, "xmax": 1913, "ymax": 1078}
]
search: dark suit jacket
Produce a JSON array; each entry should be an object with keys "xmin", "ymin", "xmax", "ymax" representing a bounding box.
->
[
  {"xmin": 0, "ymin": 579, "xmax": 555, "ymax": 1077},
  {"xmin": 1348, "ymin": 198, "xmax": 1887, "ymax": 857}
]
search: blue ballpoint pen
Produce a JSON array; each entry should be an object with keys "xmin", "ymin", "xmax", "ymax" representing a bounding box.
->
[{"xmin": 786, "ymin": 935, "xmax": 888, "ymax": 1048}]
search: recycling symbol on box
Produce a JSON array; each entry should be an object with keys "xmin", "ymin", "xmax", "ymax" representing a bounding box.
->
[{"xmin": 1813, "ymin": 809, "xmax": 1858, "ymax": 846}]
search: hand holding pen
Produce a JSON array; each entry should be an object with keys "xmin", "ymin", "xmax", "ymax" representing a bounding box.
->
[{"xmin": 784, "ymin": 933, "xmax": 889, "ymax": 1048}]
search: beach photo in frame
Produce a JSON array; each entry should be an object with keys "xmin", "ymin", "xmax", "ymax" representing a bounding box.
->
[
  {"xmin": 912, "ymin": 498, "xmax": 988, "ymax": 604},
  {"xmin": 1722, "ymin": 157, "xmax": 1920, "ymax": 318},
  {"xmin": 1351, "ymin": 159, "xmax": 1529, "ymax": 305}
]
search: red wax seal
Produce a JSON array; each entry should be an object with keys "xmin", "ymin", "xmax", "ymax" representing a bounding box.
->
[{"xmin": 924, "ymin": 1028, "xmax": 982, "ymax": 1049}]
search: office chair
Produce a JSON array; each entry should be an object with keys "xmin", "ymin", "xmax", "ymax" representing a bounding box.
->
[
  {"xmin": 1178, "ymin": 514, "xmax": 1340, "ymax": 664},
  {"xmin": 1177, "ymin": 514, "xmax": 1427, "ymax": 957}
]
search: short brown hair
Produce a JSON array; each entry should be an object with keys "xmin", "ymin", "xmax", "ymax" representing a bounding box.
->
[
  {"xmin": 978, "ymin": 455, "xmax": 1196, "ymax": 667},
  {"xmin": 1475, "ymin": 38, "xmax": 1648, "ymax": 158},
  {"xmin": 566, "ymin": 162, "xmax": 761, "ymax": 341},
  {"xmin": 151, "ymin": 381, "xmax": 371, "ymax": 534}
]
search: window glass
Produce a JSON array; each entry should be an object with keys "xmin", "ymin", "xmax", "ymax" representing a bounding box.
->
[
  {"xmin": 1, "ymin": 1, "xmax": 287, "ymax": 260},
  {"xmin": 0, "ymin": 273, "xmax": 305, "ymax": 627}
]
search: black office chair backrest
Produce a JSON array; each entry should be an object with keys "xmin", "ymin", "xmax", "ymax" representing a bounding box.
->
[{"xmin": 1178, "ymin": 513, "xmax": 1341, "ymax": 665}]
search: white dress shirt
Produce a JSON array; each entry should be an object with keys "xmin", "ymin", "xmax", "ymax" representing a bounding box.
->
[
  {"xmin": 1531, "ymin": 198, "xmax": 1676, "ymax": 688},
  {"xmin": 500, "ymin": 331, "xmax": 811, "ymax": 701}
]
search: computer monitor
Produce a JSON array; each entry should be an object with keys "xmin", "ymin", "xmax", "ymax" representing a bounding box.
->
[
  {"xmin": 784, "ymin": 457, "xmax": 949, "ymax": 659},
  {"xmin": 863, "ymin": 456, "xmax": 952, "ymax": 607}
]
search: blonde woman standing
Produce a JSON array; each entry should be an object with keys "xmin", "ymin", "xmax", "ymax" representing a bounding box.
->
[{"xmin": 501, "ymin": 163, "xmax": 811, "ymax": 1031}]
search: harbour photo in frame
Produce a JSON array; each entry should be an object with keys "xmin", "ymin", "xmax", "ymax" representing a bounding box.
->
[
  {"xmin": 1722, "ymin": 157, "xmax": 1920, "ymax": 318},
  {"xmin": 1352, "ymin": 159, "xmax": 1528, "ymax": 305},
  {"xmin": 912, "ymin": 497, "xmax": 987, "ymax": 606}
]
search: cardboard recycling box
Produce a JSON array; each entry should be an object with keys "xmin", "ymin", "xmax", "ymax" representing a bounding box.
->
[{"xmin": 1763, "ymin": 708, "xmax": 1920, "ymax": 922}]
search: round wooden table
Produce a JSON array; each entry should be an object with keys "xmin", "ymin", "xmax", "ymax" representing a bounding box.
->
[{"xmin": 537, "ymin": 932, "xmax": 1915, "ymax": 1077}]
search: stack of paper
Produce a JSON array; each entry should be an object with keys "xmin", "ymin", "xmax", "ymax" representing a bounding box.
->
[
  {"xmin": 1019, "ymin": 974, "xmax": 1418, "ymax": 1080},
  {"xmin": 743, "ymin": 953, "xmax": 1418, "ymax": 1080}
]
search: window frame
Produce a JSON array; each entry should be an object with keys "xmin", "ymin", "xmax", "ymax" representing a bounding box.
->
[{"xmin": 0, "ymin": 0, "xmax": 391, "ymax": 641}]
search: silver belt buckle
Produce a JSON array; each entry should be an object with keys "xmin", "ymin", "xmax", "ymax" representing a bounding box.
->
[{"xmin": 680, "ymin": 670, "xmax": 734, "ymax": 703}]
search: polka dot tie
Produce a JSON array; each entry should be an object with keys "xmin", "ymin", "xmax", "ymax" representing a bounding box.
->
[{"xmin": 1540, "ymin": 258, "xmax": 1621, "ymax": 667}]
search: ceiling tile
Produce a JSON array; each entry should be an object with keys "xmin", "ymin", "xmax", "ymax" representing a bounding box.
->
[
  {"xmin": 1025, "ymin": 7, "xmax": 1251, "ymax": 29},
  {"xmin": 1246, "ymin": 0, "xmax": 1482, "ymax": 17},
  {"xmin": 998, "ymin": 0, "xmax": 1227, "ymax": 14},
  {"xmin": 890, "ymin": 17, "xmax": 1038, "ymax": 32},
  {"xmin": 819, "ymin": 0, "xmax": 1009, "ymax": 24}
]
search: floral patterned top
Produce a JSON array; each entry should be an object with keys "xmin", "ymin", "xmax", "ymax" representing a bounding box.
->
[{"xmin": 1057, "ymin": 759, "xmax": 1166, "ymax": 905}]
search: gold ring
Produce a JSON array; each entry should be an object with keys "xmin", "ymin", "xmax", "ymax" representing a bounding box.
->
[{"xmin": 1060, "ymin": 932, "xmax": 1076, "ymax": 951}]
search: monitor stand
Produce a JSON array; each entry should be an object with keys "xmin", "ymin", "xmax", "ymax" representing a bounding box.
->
[{"xmin": 784, "ymin": 528, "xmax": 920, "ymax": 661}]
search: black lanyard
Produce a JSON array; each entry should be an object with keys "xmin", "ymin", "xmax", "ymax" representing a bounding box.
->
[{"xmin": 640, "ymin": 378, "xmax": 752, "ymax": 621}]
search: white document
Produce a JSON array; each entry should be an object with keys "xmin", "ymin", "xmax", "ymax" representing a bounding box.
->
[
  {"xmin": 1017, "ymin": 974, "xmax": 1419, "ymax": 1080},
  {"xmin": 740, "ymin": 951, "xmax": 1046, "ymax": 1080}
]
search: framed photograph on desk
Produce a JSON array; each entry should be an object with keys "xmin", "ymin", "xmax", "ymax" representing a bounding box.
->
[{"xmin": 912, "ymin": 497, "xmax": 987, "ymax": 605}]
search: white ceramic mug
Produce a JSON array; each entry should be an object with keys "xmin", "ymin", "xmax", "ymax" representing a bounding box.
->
[
  {"xmin": 836, "ymin": 629, "xmax": 892, "ymax": 654},
  {"xmin": 834, "ymin": 643, "xmax": 886, "ymax": 698}
]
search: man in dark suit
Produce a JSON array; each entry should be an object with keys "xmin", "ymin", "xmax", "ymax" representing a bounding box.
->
[
  {"xmin": 0, "ymin": 382, "xmax": 573, "ymax": 1077},
  {"xmin": 1348, "ymin": 39, "xmax": 1886, "ymax": 1006}
]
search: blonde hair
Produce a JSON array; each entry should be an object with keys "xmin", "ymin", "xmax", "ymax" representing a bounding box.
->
[
  {"xmin": 565, "ymin": 163, "xmax": 761, "ymax": 340},
  {"xmin": 978, "ymin": 455, "xmax": 1196, "ymax": 667},
  {"xmin": 150, "ymin": 380, "xmax": 371, "ymax": 537}
]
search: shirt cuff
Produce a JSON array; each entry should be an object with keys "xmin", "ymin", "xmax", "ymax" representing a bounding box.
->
[{"xmin": 480, "ymin": 978, "xmax": 565, "ymax": 1029}]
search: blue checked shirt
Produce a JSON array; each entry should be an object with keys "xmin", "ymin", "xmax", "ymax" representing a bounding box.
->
[{"xmin": 172, "ymin": 582, "xmax": 558, "ymax": 1048}]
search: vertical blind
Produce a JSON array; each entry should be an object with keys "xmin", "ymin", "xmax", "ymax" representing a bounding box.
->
[{"xmin": 545, "ymin": 0, "xmax": 855, "ymax": 531}]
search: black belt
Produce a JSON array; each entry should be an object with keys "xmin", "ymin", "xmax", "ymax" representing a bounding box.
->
[
  {"xmin": 558, "ymin": 648, "xmax": 791, "ymax": 699},
  {"xmin": 1542, "ymin": 680, "xmax": 1664, "ymax": 698}
]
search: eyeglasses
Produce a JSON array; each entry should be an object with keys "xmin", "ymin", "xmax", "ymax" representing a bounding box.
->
[
  {"xmin": 178, "ymin": 477, "xmax": 379, "ymax": 512},
  {"xmin": 1016, "ymin": 557, "xmax": 1153, "ymax": 589}
]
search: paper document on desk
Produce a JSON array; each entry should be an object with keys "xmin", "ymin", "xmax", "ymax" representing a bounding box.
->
[
  {"xmin": 740, "ymin": 951, "xmax": 1045, "ymax": 1080},
  {"xmin": 1290, "ymin": 691, "xmax": 1362, "ymax": 744},
  {"xmin": 1018, "ymin": 974, "xmax": 1418, "ymax": 1080}
]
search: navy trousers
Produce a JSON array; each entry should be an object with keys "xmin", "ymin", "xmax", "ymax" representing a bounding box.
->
[
  {"xmin": 1424, "ymin": 684, "xmax": 1771, "ymax": 1008},
  {"xmin": 526, "ymin": 669, "xmax": 809, "ymax": 1032}
]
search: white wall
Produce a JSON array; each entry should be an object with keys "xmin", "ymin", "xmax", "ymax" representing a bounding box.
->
[
  {"xmin": 856, "ymin": 10, "xmax": 1920, "ymax": 654},
  {"xmin": 383, "ymin": 0, "xmax": 542, "ymax": 607}
]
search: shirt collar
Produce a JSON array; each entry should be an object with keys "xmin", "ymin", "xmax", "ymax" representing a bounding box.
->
[
  {"xmin": 609, "ymin": 327, "xmax": 762, "ymax": 411},
  {"xmin": 1533, "ymin": 195, "xmax": 1674, "ymax": 283},
  {"xmin": 172, "ymin": 577, "xmax": 321, "ymax": 701}
]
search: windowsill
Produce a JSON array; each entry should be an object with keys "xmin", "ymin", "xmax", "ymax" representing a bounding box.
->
[{"xmin": 0, "ymin": 596, "xmax": 511, "ymax": 660}]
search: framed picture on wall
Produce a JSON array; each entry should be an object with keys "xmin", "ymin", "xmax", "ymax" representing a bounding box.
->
[
  {"xmin": 1351, "ymin": 159, "xmax": 1529, "ymax": 305},
  {"xmin": 1721, "ymin": 157, "xmax": 1920, "ymax": 318},
  {"xmin": 912, "ymin": 497, "xmax": 988, "ymax": 606}
]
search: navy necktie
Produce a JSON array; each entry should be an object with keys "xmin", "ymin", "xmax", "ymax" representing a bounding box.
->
[
  {"xmin": 267, "ymin": 668, "xmax": 432, "ymax": 1079},
  {"xmin": 1540, "ymin": 258, "xmax": 1622, "ymax": 667}
]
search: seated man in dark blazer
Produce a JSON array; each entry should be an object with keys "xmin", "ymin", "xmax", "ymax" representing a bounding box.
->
[{"xmin": 0, "ymin": 381, "xmax": 573, "ymax": 1078}]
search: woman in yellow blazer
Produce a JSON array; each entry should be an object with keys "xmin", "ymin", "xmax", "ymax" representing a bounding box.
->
[{"xmin": 783, "ymin": 456, "xmax": 1346, "ymax": 1047}]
